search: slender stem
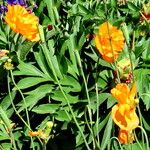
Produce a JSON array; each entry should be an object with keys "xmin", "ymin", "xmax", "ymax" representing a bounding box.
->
[
  {"xmin": 42, "ymin": 140, "xmax": 46, "ymax": 150},
  {"xmin": 9, "ymin": 131, "xmax": 17, "ymax": 150},
  {"xmin": 75, "ymin": 50, "xmax": 95, "ymax": 148},
  {"xmin": 84, "ymin": 108, "xmax": 96, "ymax": 146},
  {"xmin": 10, "ymin": 71, "xmax": 31, "ymax": 128},
  {"xmin": 10, "ymin": 71, "xmax": 35, "ymax": 150},
  {"xmin": 40, "ymin": 43, "xmax": 90, "ymax": 150},
  {"xmin": 134, "ymin": 131, "xmax": 143, "ymax": 150},
  {"xmin": 95, "ymin": 58, "xmax": 100, "ymax": 147},
  {"xmin": 137, "ymin": 126, "xmax": 149, "ymax": 150},
  {"xmin": 108, "ymin": 137, "xmax": 123, "ymax": 150},
  {"xmin": 7, "ymin": 73, "xmax": 30, "ymax": 129},
  {"xmin": 131, "ymin": 31, "xmax": 135, "ymax": 51},
  {"xmin": 95, "ymin": 83, "xmax": 100, "ymax": 144}
]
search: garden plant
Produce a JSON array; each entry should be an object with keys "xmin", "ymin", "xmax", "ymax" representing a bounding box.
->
[{"xmin": 0, "ymin": 0, "xmax": 150, "ymax": 149}]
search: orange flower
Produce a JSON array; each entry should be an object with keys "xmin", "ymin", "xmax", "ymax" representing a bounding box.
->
[
  {"xmin": 111, "ymin": 83, "xmax": 139, "ymax": 129},
  {"xmin": 94, "ymin": 22, "xmax": 124, "ymax": 63},
  {"xmin": 29, "ymin": 131, "xmax": 40, "ymax": 137},
  {"xmin": 111, "ymin": 83, "xmax": 137, "ymax": 105},
  {"xmin": 5, "ymin": 5, "xmax": 40, "ymax": 42},
  {"xmin": 118, "ymin": 129, "xmax": 134, "ymax": 144},
  {"xmin": 118, "ymin": 129, "xmax": 128, "ymax": 144},
  {"xmin": 111, "ymin": 83, "xmax": 139, "ymax": 144},
  {"xmin": 112, "ymin": 104, "xmax": 139, "ymax": 131}
]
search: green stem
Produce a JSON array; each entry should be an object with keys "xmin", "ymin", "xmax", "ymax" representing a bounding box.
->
[
  {"xmin": 84, "ymin": 108, "xmax": 96, "ymax": 145},
  {"xmin": 134, "ymin": 131, "xmax": 143, "ymax": 150},
  {"xmin": 42, "ymin": 140, "xmax": 46, "ymax": 150},
  {"xmin": 95, "ymin": 83, "xmax": 100, "ymax": 144},
  {"xmin": 7, "ymin": 73, "xmax": 30, "ymax": 129},
  {"xmin": 95, "ymin": 58, "xmax": 100, "ymax": 148},
  {"xmin": 137, "ymin": 126, "xmax": 149, "ymax": 150},
  {"xmin": 10, "ymin": 71, "xmax": 35, "ymax": 150},
  {"xmin": 40, "ymin": 43, "xmax": 90, "ymax": 150},
  {"xmin": 108, "ymin": 137, "xmax": 123, "ymax": 150},
  {"xmin": 75, "ymin": 50, "xmax": 95, "ymax": 148},
  {"xmin": 9, "ymin": 131, "xmax": 17, "ymax": 150}
]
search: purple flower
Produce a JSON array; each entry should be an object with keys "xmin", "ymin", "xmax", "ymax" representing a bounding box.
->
[
  {"xmin": 18, "ymin": 0, "xmax": 26, "ymax": 6},
  {"xmin": 7, "ymin": 0, "xmax": 26, "ymax": 6},
  {"xmin": 0, "ymin": 4, "xmax": 7, "ymax": 14},
  {"xmin": 7, "ymin": 0, "xmax": 17, "ymax": 5}
]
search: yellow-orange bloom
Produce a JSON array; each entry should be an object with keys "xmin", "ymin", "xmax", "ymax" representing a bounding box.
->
[
  {"xmin": 94, "ymin": 22, "xmax": 124, "ymax": 63},
  {"xmin": 5, "ymin": 5, "xmax": 40, "ymax": 42},
  {"xmin": 111, "ymin": 83, "xmax": 137, "ymax": 105},
  {"xmin": 29, "ymin": 131, "xmax": 40, "ymax": 137},
  {"xmin": 118, "ymin": 129, "xmax": 134, "ymax": 144},
  {"xmin": 111, "ymin": 83, "xmax": 139, "ymax": 133},
  {"xmin": 112, "ymin": 104, "xmax": 139, "ymax": 131}
]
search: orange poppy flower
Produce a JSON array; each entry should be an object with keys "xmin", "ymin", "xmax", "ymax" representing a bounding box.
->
[
  {"xmin": 112, "ymin": 104, "xmax": 139, "ymax": 131},
  {"xmin": 94, "ymin": 22, "xmax": 124, "ymax": 63},
  {"xmin": 111, "ymin": 83, "xmax": 139, "ymax": 131},
  {"xmin": 111, "ymin": 83, "xmax": 137, "ymax": 105},
  {"xmin": 118, "ymin": 129, "xmax": 134, "ymax": 144},
  {"xmin": 5, "ymin": 5, "xmax": 40, "ymax": 42}
]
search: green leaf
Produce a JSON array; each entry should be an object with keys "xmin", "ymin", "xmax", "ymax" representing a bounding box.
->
[
  {"xmin": 32, "ymin": 104, "xmax": 60, "ymax": 114},
  {"xmin": 18, "ymin": 85, "xmax": 53, "ymax": 112},
  {"xmin": 100, "ymin": 115, "xmax": 112, "ymax": 150},
  {"xmin": 127, "ymin": 2, "xmax": 139, "ymax": 12},
  {"xmin": 142, "ymin": 114, "xmax": 150, "ymax": 131},
  {"xmin": 60, "ymin": 75, "xmax": 81, "ymax": 92},
  {"xmin": 17, "ymin": 40, "xmax": 35, "ymax": 60},
  {"xmin": 34, "ymin": 51, "xmax": 52, "ymax": 78},
  {"xmin": 90, "ymin": 93, "xmax": 110, "ymax": 112},
  {"xmin": 38, "ymin": 25, "xmax": 45, "ymax": 43},
  {"xmin": 1, "ymin": 91, "xmax": 16, "ymax": 110},
  {"xmin": 55, "ymin": 110, "xmax": 71, "ymax": 121},
  {"xmin": 44, "ymin": 0, "xmax": 55, "ymax": 24},
  {"xmin": 52, "ymin": 90, "xmax": 78, "ymax": 104},
  {"xmin": 13, "ymin": 61, "xmax": 46, "ymax": 78},
  {"xmin": 88, "ymin": 113, "xmax": 110, "ymax": 144},
  {"xmin": 110, "ymin": 0, "xmax": 117, "ymax": 8},
  {"xmin": 107, "ymin": 94, "xmax": 117, "ymax": 109},
  {"xmin": 25, "ymin": 84, "xmax": 53, "ymax": 95},
  {"xmin": 15, "ymin": 77, "xmax": 49, "ymax": 90},
  {"xmin": 0, "ymin": 106, "xmax": 12, "ymax": 130}
]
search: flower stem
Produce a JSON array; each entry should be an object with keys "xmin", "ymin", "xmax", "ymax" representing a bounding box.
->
[
  {"xmin": 137, "ymin": 126, "xmax": 149, "ymax": 150},
  {"xmin": 7, "ymin": 73, "xmax": 30, "ymax": 129},
  {"xmin": 40, "ymin": 43, "xmax": 91, "ymax": 150},
  {"xmin": 9, "ymin": 71, "xmax": 35, "ymax": 150}
]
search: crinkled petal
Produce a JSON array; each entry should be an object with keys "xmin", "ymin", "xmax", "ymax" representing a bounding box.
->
[
  {"xmin": 5, "ymin": 5, "xmax": 40, "ymax": 42},
  {"xmin": 94, "ymin": 22, "xmax": 124, "ymax": 63}
]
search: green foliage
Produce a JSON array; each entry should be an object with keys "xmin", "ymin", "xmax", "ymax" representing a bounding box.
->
[{"xmin": 0, "ymin": 0, "xmax": 150, "ymax": 150}]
